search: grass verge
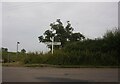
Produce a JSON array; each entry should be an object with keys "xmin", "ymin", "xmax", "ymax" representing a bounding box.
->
[{"xmin": 2, "ymin": 63, "xmax": 119, "ymax": 68}]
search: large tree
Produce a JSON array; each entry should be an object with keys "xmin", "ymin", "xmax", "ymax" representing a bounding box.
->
[{"xmin": 38, "ymin": 19, "xmax": 85, "ymax": 49}]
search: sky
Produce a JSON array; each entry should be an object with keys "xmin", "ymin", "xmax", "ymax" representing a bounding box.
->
[{"xmin": 2, "ymin": 2, "xmax": 118, "ymax": 53}]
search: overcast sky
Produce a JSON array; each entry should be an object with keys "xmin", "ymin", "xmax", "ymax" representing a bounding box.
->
[{"xmin": 2, "ymin": 2, "xmax": 118, "ymax": 52}]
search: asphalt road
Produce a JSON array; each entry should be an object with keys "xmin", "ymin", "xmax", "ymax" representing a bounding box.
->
[{"xmin": 2, "ymin": 67, "xmax": 118, "ymax": 82}]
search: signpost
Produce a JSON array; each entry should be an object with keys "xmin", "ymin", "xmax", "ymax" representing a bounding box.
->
[
  {"xmin": 44, "ymin": 37, "xmax": 61, "ymax": 54},
  {"xmin": 44, "ymin": 42, "xmax": 61, "ymax": 45}
]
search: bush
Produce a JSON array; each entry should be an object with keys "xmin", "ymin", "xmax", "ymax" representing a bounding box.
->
[{"xmin": 2, "ymin": 28, "xmax": 119, "ymax": 66}]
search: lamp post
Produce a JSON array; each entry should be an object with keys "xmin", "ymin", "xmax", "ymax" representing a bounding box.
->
[
  {"xmin": 17, "ymin": 42, "xmax": 20, "ymax": 53},
  {"xmin": 16, "ymin": 42, "xmax": 20, "ymax": 61}
]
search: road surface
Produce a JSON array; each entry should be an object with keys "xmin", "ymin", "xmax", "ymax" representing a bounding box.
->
[{"xmin": 2, "ymin": 67, "xmax": 118, "ymax": 82}]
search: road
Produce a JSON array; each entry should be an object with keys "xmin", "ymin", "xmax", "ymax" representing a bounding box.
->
[{"xmin": 2, "ymin": 67, "xmax": 118, "ymax": 82}]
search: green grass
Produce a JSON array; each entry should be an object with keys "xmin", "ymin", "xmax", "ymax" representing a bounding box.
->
[{"xmin": 2, "ymin": 62, "xmax": 24, "ymax": 67}]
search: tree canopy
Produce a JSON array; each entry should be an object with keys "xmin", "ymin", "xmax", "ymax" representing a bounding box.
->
[
  {"xmin": 38, "ymin": 19, "xmax": 85, "ymax": 49},
  {"xmin": 21, "ymin": 49, "xmax": 26, "ymax": 53},
  {"xmin": 1, "ymin": 47, "xmax": 8, "ymax": 52}
]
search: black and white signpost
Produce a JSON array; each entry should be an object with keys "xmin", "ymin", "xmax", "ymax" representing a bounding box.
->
[{"xmin": 44, "ymin": 37, "xmax": 61, "ymax": 54}]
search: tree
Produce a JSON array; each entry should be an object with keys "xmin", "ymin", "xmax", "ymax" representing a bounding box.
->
[
  {"xmin": 1, "ymin": 47, "xmax": 8, "ymax": 63},
  {"xmin": 70, "ymin": 33, "xmax": 85, "ymax": 41},
  {"xmin": 21, "ymin": 49, "xmax": 26, "ymax": 53},
  {"xmin": 1, "ymin": 47, "xmax": 8, "ymax": 52},
  {"xmin": 103, "ymin": 28, "xmax": 120, "ymax": 52},
  {"xmin": 38, "ymin": 19, "xmax": 85, "ymax": 49}
]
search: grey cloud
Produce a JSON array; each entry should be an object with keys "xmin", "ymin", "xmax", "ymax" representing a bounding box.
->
[{"xmin": 2, "ymin": 2, "xmax": 118, "ymax": 52}]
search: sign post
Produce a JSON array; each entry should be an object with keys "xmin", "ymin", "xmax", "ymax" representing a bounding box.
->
[{"xmin": 44, "ymin": 37, "xmax": 61, "ymax": 54}]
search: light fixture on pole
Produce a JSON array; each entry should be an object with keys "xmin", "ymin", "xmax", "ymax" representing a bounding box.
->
[{"xmin": 17, "ymin": 42, "xmax": 20, "ymax": 53}]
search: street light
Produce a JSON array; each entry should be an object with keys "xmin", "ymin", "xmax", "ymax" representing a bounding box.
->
[{"xmin": 17, "ymin": 42, "xmax": 20, "ymax": 53}]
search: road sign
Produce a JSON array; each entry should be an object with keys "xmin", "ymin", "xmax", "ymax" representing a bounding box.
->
[
  {"xmin": 53, "ymin": 42, "xmax": 61, "ymax": 45},
  {"xmin": 44, "ymin": 42, "xmax": 61, "ymax": 45},
  {"xmin": 44, "ymin": 37, "xmax": 61, "ymax": 54},
  {"xmin": 44, "ymin": 42, "xmax": 52, "ymax": 45}
]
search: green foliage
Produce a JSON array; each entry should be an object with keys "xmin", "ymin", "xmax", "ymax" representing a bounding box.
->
[
  {"xmin": 103, "ymin": 28, "xmax": 120, "ymax": 52},
  {"xmin": 1, "ymin": 47, "xmax": 8, "ymax": 52},
  {"xmin": 38, "ymin": 19, "xmax": 85, "ymax": 49},
  {"xmin": 63, "ymin": 28, "xmax": 119, "ymax": 66},
  {"xmin": 21, "ymin": 49, "xmax": 26, "ymax": 53},
  {"xmin": 40, "ymin": 28, "xmax": 119, "ymax": 66},
  {"xmin": 2, "ymin": 52, "xmax": 26, "ymax": 63},
  {"xmin": 1, "ymin": 47, "xmax": 8, "ymax": 62},
  {"xmin": 2, "ymin": 28, "xmax": 119, "ymax": 66}
]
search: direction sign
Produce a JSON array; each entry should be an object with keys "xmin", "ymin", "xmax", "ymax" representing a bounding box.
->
[
  {"xmin": 44, "ymin": 37, "xmax": 61, "ymax": 54},
  {"xmin": 44, "ymin": 42, "xmax": 52, "ymax": 45},
  {"xmin": 44, "ymin": 42, "xmax": 61, "ymax": 45}
]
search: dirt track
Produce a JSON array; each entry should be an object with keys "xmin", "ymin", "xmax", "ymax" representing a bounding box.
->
[{"xmin": 2, "ymin": 67, "xmax": 118, "ymax": 82}]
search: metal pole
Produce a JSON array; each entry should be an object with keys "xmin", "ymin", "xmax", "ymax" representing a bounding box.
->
[
  {"xmin": 16, "ymin": 42, "xmax": 18, "ymax": 60},
  {"xmin": 16, "ymin": 42, "xmax": 20, "ymax": 60},
  {"xmin": 17, "ymin": 42, "xmax": 20, "ymax": 53},
  {"xmin": 17, "ymin": 42, "xmax": 18, "ymax": 53}
]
